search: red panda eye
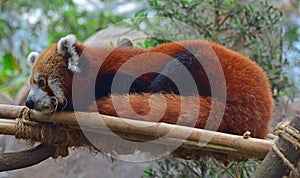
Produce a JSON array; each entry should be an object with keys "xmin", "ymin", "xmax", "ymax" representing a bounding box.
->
[{"xmin": 38, "ymin": 79, "xmax": 45, "ymax": 88}]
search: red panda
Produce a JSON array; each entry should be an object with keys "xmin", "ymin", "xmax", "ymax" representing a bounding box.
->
[{"xmin": 26, "ymin": 34, "xmax": 273, "ymax": 139}]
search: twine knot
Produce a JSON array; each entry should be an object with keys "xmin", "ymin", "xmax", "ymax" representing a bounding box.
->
[{"xmin": 15, "ymin": 107, "xmax": 89, "ymax": 158}]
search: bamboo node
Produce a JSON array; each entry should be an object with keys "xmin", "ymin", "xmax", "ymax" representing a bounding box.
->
[{"xmin": 243, "ymin": 131, "xmax": 251, "ymax": 139}]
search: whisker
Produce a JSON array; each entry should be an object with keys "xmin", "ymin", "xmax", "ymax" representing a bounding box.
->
[
  {"xmin": 61, "ymin": 97, "xmax": 68, "ymax": 111},
  {"xmin": 50, "ymin": 97, "xmax": 58, "ymax": 113}
]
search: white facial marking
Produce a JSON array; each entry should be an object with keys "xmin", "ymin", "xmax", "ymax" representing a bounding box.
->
[
  {"xmin": 57, "ymin": 34, "xmax": 80, "ymax": 73},
  {"xmin": 48, "ymin": 77, "xmax": 65, "ymax": 103},
  {"xmin": 33, "ymin": 72, "xmax": 40, "ymax": 83},
  {"xmin": 27, "ymin": 84, "xmax": 55, "ymax": 113}
]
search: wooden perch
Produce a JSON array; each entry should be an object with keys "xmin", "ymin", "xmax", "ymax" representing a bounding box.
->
[
  {"xmin": 252, "ymin": 116, "xmax": 300, "ymax": 178},
  {"xmin": 0, "ymin": 104, "xmax": 273, "ymax": 156},
  {"xmin": 0, "ymin": 143, "xmax": 55, "ymax": 172},
  {"xmin": 35, "ymin": 112, "xmax": 273, "ymax": 158},
  {"xmin": 0, "ymin": 104, "xmax": 275, "ymax": 171}
]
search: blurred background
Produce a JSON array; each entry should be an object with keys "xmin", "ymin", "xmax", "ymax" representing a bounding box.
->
[{"xmin": 0, "ymin": 0, "xmax": 300, "ymax": 177}]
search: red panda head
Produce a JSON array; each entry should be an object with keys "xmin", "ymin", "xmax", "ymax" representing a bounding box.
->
[{"xmin": 26, "ymin": 34, "xmax": 83, "ymax": 113}]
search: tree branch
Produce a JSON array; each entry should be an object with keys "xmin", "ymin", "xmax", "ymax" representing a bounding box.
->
[{"xmin": 0, "ymin": 143, "xmax": 55, "ymax": 172}]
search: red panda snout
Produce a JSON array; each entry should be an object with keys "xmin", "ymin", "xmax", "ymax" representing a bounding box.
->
[
  {"xmin": 26, "ymin": 83, "xmax": 58, "ymax": 113},
  {"xmin": 26, "ymin": 71, "xmax": 67, "ymax": 113}
]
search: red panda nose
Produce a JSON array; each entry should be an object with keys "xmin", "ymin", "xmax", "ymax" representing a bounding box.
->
[{"xmin": 26, "ymin": 99, "xmax": 34, "ymax": 109}]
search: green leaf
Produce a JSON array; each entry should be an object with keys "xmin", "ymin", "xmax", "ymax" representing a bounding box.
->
[
  {"xmin": 247, "ymin": 4, "xmax": 254, "ymax": 12},
  {"xmin": 150, "ymin": 0, "xmax": 158, "ymax": 7},
  {"xmin": 229, "ymin": 0, "xmax": 235, "ymax": 5},
  {"xmin": 2, "ymin": 53, "xmax": 21, "ymax": 73},
  {"xmin": 180, "ymin": 0, "xmax": 189, "ymax": 4},
  {"xmin": 236, "ymin": 18, "xmax": 243, "ymax": 28}
]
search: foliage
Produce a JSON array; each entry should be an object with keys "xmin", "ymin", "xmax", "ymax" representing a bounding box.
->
[
  {"xmin": 143, "ymin": 157, "xmax": 258, "ymax": 178},
  {"xmin": 0, "ymin": 0, "xmax": 126, "ymax": 96},
  {"xmin": 279, "ymin": 0, "xmax": 300, "ymax": 99},
  {"xmin": 0, "ymin": 53, "xmax": 27, "ymax": 96},
  {"xmin": 135, "ymin": 0, "xmax": 296, "ymax": 99}
]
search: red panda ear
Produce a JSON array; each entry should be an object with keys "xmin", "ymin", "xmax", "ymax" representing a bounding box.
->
[
  {"xmin": 57, "ymin": 34, "xmax": 80, "ymax": 73},
  {"xmin": 27, "ymin": 52, "xmax": 40, "ymax": 66},
  {"xmin": 119, "ymin": 38, "xmax": 133, "ymax": 47}
]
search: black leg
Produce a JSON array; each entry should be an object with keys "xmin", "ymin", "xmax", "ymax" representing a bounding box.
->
[{"xmin": 149, "ymin": 49, "xmax": 211, "ymax": 96}]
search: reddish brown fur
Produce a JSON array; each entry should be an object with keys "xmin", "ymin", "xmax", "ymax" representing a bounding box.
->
[
  {"xmin": 90, "ymin": 41, "xmax": 273, "ymax": 138},
  {"xmin": 33, "ymin": 40, "xmax": 273, "ymax": 138}
]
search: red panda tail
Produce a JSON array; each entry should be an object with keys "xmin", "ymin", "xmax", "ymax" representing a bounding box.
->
[{"xmin": 90, "ymin": 93, "xmax": 270, "ymax": 139}]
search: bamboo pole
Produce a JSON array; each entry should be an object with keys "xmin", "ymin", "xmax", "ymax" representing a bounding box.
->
[
  {"xmin": 0, "ymin": 119, "xmax": 16, "ymax": 135},
  {"xmin": 0, "ymin": 104, "xmax": 274, "ymax": 159},
  {"xmin": 0, "ymin": 104, "xmax": 24, "ymax": 119},
  {"xmin": 0, "ymin": 117, "xmax": 268, "ymax": 159},
  {"xmin": 0, "ymin": 118, "xmax": 252, "ymax": 160},
  {"xmin": 29, "ymin": 110, "xmax": 274, "ymax": 157},
  {"xmin": 69, "ymin": 124, "xmax": 256, "ymax": 159}
]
